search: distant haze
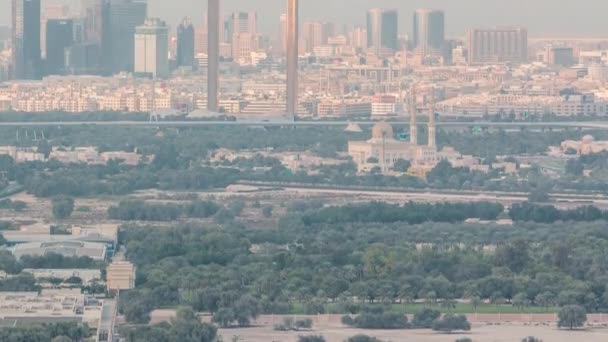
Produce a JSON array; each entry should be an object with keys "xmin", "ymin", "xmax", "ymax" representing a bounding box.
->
[{"xmin": 1, "ymin": 0, "xmax": 608, "ymax": 38}]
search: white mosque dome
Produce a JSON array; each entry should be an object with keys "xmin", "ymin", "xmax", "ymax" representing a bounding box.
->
[
  {"xmin": 582, "ymin": 135, "xmax": 595, "ymax": 143},
  {"xmin": 371, "ymin": 122, "xmax": 394, "ymax": 139}
]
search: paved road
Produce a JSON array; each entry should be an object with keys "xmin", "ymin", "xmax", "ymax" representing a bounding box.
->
[
  {"xmin": 1, "ymin": 120, "xmax": 608, "ymax": 129},
  {"xmin": 97, "ymin": 299, "xmax": 116, "ymax": 342}
]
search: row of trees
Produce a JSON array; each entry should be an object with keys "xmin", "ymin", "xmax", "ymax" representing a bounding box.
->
[
  {"xmin": 341, "ymin": 306, "xmax": 470, "ymax": 333},
  {"xmin": 297, "ymin": 200, "xmax": 608, "ymax": 226},
  {"xmin": 0, "ymin": 322, "xmax": 90, "ymax": 341},
  {"xmin": 108, "ymin": 200, "xmax": 221, "ymax": 221},
  {"xmin": 0, "ymin": 251, "xmax": 100, "ymax": 275},
  {"xmin": 510, "ymin": 202, "xmax": 608, "ymax": 223},
  {"xmin": 0, "ymin": 198, "xmax": 27, "ymax": 211},
  {"xmin": 301, "ymin": 201, "xmax": 505, "ymax": 225}
]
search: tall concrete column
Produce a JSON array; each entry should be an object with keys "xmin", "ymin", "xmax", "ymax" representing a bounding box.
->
[
  {"xmin": 428, "ymin": 90, "xmax": 436, "ymax": 148},
  {"xmin": 207, "ymin": 0, "xmax": 219, "ymax": 112},
  {"xmin": 409, "ymin": 85, "xmax": 418, "ymax": 145},
  {"xmin": 286, "ymin": 0, "xmax": 299, "ymax": 116}
]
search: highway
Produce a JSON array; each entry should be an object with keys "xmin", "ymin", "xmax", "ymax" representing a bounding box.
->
[{"xmin": 0, "ymin": 119, "xmax": 608, "ymax": 129}]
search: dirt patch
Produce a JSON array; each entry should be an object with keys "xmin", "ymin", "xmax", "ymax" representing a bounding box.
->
[{"xmin": 219, "ymin": 320, "xmax": 608, "ymax": 342}]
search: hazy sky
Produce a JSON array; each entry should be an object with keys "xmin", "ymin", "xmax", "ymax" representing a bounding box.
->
[{"xmin": 1, "ymin": 0, "xmax": 608, "ymax": 38}]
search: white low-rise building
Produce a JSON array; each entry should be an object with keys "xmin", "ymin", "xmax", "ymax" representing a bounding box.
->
[
  {"xmin": 10, "ymin": 241, "xmax": 107, "ymax": 261},
  {"xmin": 22, "ymin": 269, "xmax": 102, "ymax": 284}
]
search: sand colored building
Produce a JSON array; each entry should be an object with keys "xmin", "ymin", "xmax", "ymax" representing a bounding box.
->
[
  {"xmin": 561, "ymin": 135, "xmax": 608, "ymax": 155},
  {"xmin": 348, "ymin": 122, "xmax": 437, "ymax": 173},
  {"xmin": 106, "ymin": 261, "xmax": 136, "ymax": 291},
  {"xmin": 349, "ymin": 88, "xmax": 439, "ymax": 173}
]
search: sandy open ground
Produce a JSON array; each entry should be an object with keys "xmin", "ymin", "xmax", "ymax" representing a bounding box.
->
[
  {"xmin": 145, "ymin": 311, "xmax": 608, "ymax": 342},
  {"xmin": 217, "ymin": 314, "xmax": 608, "ymax": 342},
  {"xmin": 219, "ymin": 322, "xmax": 608, "ymax": 342}
]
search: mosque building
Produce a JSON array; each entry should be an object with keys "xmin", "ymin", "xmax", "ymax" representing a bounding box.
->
[
  {"xmin": 348, "ymin": 87, "xmax": 438, "ymax": 173},
  {"xmin": 560, "ymin": 135, "xmax": 608, "ymax": 155}
]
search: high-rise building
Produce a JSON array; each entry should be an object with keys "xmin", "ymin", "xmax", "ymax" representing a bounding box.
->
[
  {"xmin": 278, "ymin": 13, "xmax": 287, "ymax": 55},
  {"xmin": 323, "ymin": 22, "xmax": 335, "ymax": 42},
  {"xmin": 366, "ymin": 8, "xmax": 398, "ymax": 57},
  {"xmin": 452, "ymin": 45, "xmax": 467, "ymax": 65},
  {"xmin": 231, "ymin": 32, "xmax": 258, "ymax": 64},
  {"xmin": 412, "ymin": 9, "xmax": 445, "ymax": 58},
  {"xmin": 41, "ymin": 4, "xmax": 69, "ymax": 59},
  {"xmin": 72, "ymin": 18, "xmax": 86, "ymax": 43},
  {"xmin": 228, "ymin": 11, "xmax": 257, "ymax": 37},
  {"xmin": 77, "ymin": 0, "xmax": 108, "ymax": 74},
  {"xmin": 0, "ymin": 27, "xmax": 11, "ymax": 51},
  {"xmin": 286, "ymin": 0, "xmax": 299, "ymax": 116},
  {"xmin": 545, "ymin": 46, "xmax": 574, "ymax": 67},
  {"xmin": 467, "ymin": 27, "xmax": 528, "ymax": 65},
  {"xmin": 82, "ymin": 0, "xmax": 107, "ymax": 46},
  {"xmin": 207, "ymin": 0, "xmax": 220, "ymax": 112},
  {"xmin": 65, "ymin": 42, "xmax": 101, "ymax": 74},
  {"xmin": 227, "ymin": 12, "xmax": 258, "ymax": 65},
  {"xmin": 105, "ymin": 0, "xmax": 147, "ymax": 74},
  {"xmin": 303, "ymin": 22, "xmax": 324, "ymax": 54},
  {"xmin": 350, "ymin": 27, "xmax": 367, "ymax": 51},
  {"xmin": 45, "ymin": 19, "xmax": 73, "ymax": 75},
  {"xmin": 12, "ymin": 0, "xmax": 43, "ymax": 80},
  {"xmin": 176, "ymin": 17, "xmax": 195, "ymax": 68},
  {"xmin": 194, "ymin": 25, "xmax": 208, "ymax": 54},
  {"xmin": 134, "ymin": 18, "xmax": 169, "ymax": 78}
]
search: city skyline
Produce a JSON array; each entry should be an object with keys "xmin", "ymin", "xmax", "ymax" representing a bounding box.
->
[
  {"xmin": 2, "ymin": 0, "xmax": 608, "ymax": 38},
  {"xmin": 4, "ymin": 2, "xmax": 608, "ymax": 342}
]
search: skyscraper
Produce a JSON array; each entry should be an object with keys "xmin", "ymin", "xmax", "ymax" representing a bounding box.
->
[
  {"xmin": 413, "ymin": 9, "xmax": 445, "ymax": 58},
  {"xmin": 71, "ymin": 0, "xmax": 107, "ymax": 74},
  {"xmin": 134, "ymin": 18, "xmax": 169, "ymax": 78},
  {"xmin": 350, "ymin": 27, "xmax": 367, "ymax": 51},
  {"xmin": 366, "ymin": 8, "xmax": 398, "ymax": 57},
  {"xmin": 286, "ymin": 0, "xmax": 299, "ymax": 116},
  {"xmin": 41, "ymin": 3, "xmax": 69, "ymax": 59},
  {"xmin": 228, "ymin": 12, "xmax": 259, "ymax": 65},
  {"xmin": 467, "ymin": 27, "xmax": 528, "ymax": 65},
  {"xmin": 207, "ymin": 0, "xmax": 220, "ymax": 112},
  {"xmin": 45, "ymin": 19, "xmax": 73, "ymax": 75},
  {"xmin": 194, "ymin": 25, "xmax": 208, "ymax": 55},
  {"xmin": 303, "ymin": 22, "xmax": 324, "ymax": 54},
  {"xmin": 105, "ymin": 0, "xmax": 147, "ymax": 74},
  {"xmin": 278, "ymin": 13, "xmax": 287, "ymax": 55},
  {"xmin": 82, "ymin": 0, "xmax": 107, "ymax": 46},
  {"xmin": 176, "ymin": 17, "xmax": 195, "ymax": 68},
  {"xmin": 228, "ymin": 12, "xmax": 257, "ymax": 37},
  {"xmin": 12, "ymin": 0, "xmax": 42, "ymax": 80}
]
